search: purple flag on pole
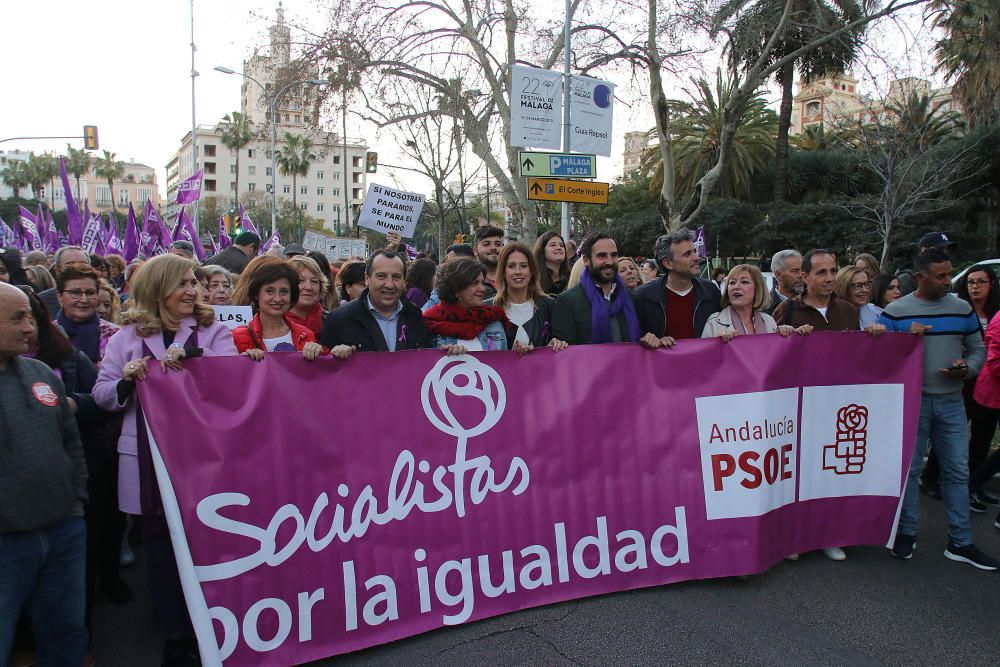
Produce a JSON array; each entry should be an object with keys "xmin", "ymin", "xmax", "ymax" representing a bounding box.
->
[
  {"xmin": 176, "ymin": 170, "xmax": 203, "ymax": 205},
  {"xmin": 83, "ymin": 200, "xmax": 91, "ymax": 242},
  {"xmin": 35, "ymin": 204, "xmax": 49, "ymax": 251},
  {"xmin": 141, "ymin": 200, "xmax": 166, "ymax": 257},
  {"xmin": 124, "ymin": 203, "xmax": 140, "ymax": 262},
  {"xmin": 60, "ymin": 158, "xmax": 84, "ymax": 245},
  {"xmin": 182, "ymin": 210, "xmax": 205, "ymax": 261},
  {"xmin": 0, "ymin": 217, "xmax": 15, "ymax": 248},
  {"xmin": 237, "ymin": 204, "xmax": 259, "ymax": 236},
  {"xmin": 44, "ymin": 210, "xmax": 60, "ymax": 253},
  {"xmin": 171, "ymin": 212, "xmax": 185, "ymax": 243},
  {"xmin": 218, "ymin": 215, "xmax": 231, "ymax": 250},
  {"xmin": 208, "ymin": 230, "xmax": 218, "ymax": 256},
  {"xmin": 261, "ymin": 228, "xmax": 280, "ymax": 254},
  {"xmin": 18, "ymin": 206, "xmax": 42, "ymax": 252},
  {"xmin": 81, "ymin": 215, "xmax": 102, "ymax": 254},
  {"xmin": 693, "ymin": 225, "xmax": 708, "ymax": 259}
]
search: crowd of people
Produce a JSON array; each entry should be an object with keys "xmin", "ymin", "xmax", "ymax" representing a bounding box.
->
[{"xmin": 2, "ymin": 224, "xmax": 1000, "ymax": 666}]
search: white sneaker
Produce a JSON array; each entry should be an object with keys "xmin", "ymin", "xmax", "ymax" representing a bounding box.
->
[
  {"xmin": 784, "ymin": 553, "xmax": 800, "ymax": 561},
  {"xmin": 822, "ymin": 547, "xmax": 846, "ymax": 561}
]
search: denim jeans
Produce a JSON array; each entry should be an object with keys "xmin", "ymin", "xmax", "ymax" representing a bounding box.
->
[
  {"xmin": 0, "ymin": 516, "xmax": 88, "ymax": 667},
  {"xmin": 900, "ymin": 394, "xmax": 974, "ymax": 545}
]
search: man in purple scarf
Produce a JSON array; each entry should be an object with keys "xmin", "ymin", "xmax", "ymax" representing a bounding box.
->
[{"xmin": 551, "ymin": 232, "xmax": 641, "ymax": 345}]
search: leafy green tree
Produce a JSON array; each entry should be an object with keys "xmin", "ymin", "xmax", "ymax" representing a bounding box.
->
[
  {"xmin": 93, "ymin": 150, "xmax": 125, "ymax": 211},
  {"xmin": 932, "ymin": 0, "xmax": 1000, "ymax": 129},
  {"xmin": 216, "ymin": 111, "xmax": 254, "ymax": 206},
  {"xmin": 276, "ymin": 133, "xmax": 317, "ymax": 242},
  {"xmin": 719, "ymin": 0, "xmax": 863, "ymax": 203},
  {"xmin": 0, "ymin": 159, "xmax": 29, "ymax": 199},
  {"xmin": 64, "ymin": 145, "xmax": 91, "ymax": 202}
]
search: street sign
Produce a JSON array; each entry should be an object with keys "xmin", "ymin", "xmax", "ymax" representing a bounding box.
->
[
  {"xmin": 526, "ymin": 178, "xmax": 609, "ymax": 205},
  {"xmin": 518, "ymin": 151, "xmax": 597, "ymax": 179}
]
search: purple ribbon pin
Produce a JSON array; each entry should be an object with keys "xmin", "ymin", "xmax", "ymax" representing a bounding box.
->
[
  {"xmin": 487, "ymin": 336, "xmax": 495, "ymax": 351},
  {"xmin": 398, "ymin": 324, "xmax": 407, "ymax": 344}
]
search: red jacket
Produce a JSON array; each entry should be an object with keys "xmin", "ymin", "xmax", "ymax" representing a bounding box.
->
[
  {"xmin": 232, "ymin": 313, "xmax": 319, "ymax": 354},
  {"xmin": 975, "ymin": 315, "xmax": 1000, "ymax": 409}
]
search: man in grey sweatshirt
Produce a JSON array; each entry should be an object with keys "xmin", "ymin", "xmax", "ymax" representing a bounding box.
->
[
  {"xmin": 879, "ymin": 248, "xmax": 998, "ymax": 570},
  {"xmin": 0, "ymin": 282, "xmax": 89, "ymax": 663}
]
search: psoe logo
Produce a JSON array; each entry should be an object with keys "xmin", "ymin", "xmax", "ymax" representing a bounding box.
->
[{"xmin": 822, "ymin": 404, "xmax": 868, "ymax": 475}]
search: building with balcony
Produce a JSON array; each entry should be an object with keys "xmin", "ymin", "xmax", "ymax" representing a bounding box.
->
[{"xmin": 164, "ymin": 4, "xmax": 369, "ymax": 234}]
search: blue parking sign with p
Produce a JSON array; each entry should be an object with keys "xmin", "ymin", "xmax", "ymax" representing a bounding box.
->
[{"xmin": 545, "ymin": 183, "xmax": 555, "ymax": 194}]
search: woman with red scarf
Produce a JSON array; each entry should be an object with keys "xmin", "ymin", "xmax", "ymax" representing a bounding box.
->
[
  {"xmin": 232, "ymin": 260, "xmax": 339, "ymax": 361},
  {"xmin": 286, "ymin": 255, "xmax": 329, "ymax": 335},
  {"xmin": 423, "ymin": 258, "xmax": 509, "ymax": 353}
]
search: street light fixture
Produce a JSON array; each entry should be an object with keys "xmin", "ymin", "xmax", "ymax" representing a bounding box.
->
[{"xmin": 214, "ymin": 65, "xmax": 328, "ymax": 238}]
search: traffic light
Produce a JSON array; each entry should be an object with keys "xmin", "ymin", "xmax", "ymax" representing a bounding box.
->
[
  {"xmin": 366, "ymin": 151, "xmax": 378, "ymax": 173},
  {"xmin": 83, "ymin": 125, "xmax": 99, "ymax": 150}
]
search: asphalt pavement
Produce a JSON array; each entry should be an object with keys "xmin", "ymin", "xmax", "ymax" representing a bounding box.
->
[{"xmin": 90, "ymin": 480, "xmax": 1000, "ymax": 666}]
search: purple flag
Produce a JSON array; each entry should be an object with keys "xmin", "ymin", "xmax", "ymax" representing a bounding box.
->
[
  {"xmin": 176, "ymin": 170, "xmax": 203, "ymax": 205},
  {"xmin": 693, "ymin": 225, "xmax": 708, "ymax": 259},
  {"xmin": 35, "ymin": 204, "xmax": 48, "ymax": 251},
  {"xmin": 403, "ymin": 242, "xmax": 418, "ymax": 259},
  {"xmin": 237, "ymin": 204, "xmax": 259, "ymax": 236},
  {"xmin": 182, "ymin": 210, "xmax": 205, "ymax": 261},
  {"xmin": 171, "ymin": 212, "xmax": 185, "ymax": 243},
  {"xmin": 261, "ymin": 228, "xmax": 280, "ymax": 254},
  {"xmin": 0, "ymin": 217, "xmax": 15, "ymax": 248},
  {"xmin": 124, "ymin": 203, "xmax": 140, "ymax": 262},
  {"xmin": 141, "ymin": 200, "xmax": 166, "ymax": 257},
  {"xmin": 218, "ymin": 215, "xmax": 231, "ymax": 250},
  {"xmin": 83, "ymin": 200, "xmax": 91, "ymax": 243},
  {"xmin": 60, "ymin": 159, "xmax": 84, "ymax": 245},
  {"xmin": 44, "ymin": 210, "xmax": 59, "ymax": 254},
  {"xmin": 18, "ymin": 206, "xmax": 42, "ymax": 252},
  {"xmin": 208, "ymin": 230, "xmax": 219, "ymax": 256},
  {"xmin": 81, "ymin": 215, "xmax": 103, "ymax": 254}
]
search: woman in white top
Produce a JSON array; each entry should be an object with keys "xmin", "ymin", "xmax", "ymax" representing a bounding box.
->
[
  {"xmin": 702, "ymin": 264, "xmax": 811, "ymax": 341},
  {"xmin": 488, "ymin": 242, "xmax": 568, "ymax": 354}
]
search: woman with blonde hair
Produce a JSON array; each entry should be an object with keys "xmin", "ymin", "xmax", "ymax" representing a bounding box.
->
[
  {"xmin": 26, "ymin": 264, "xmax": 55, "ymax": 291},
  {"xmin": 287, "ymin": 254, "xmax": 331, "ymax": 335},
  {"xmin": 92, "ymin": 253, "xmax": 236, "ymax": 664},
  {"xmin": 703, "ymin": 264, "xmax": 811, "ymax": 341},
  {"xmin": 834, "ymin": 266, "xmax": 880, "ymax": 327},
  {"xmin": 854, "ymin": 253, "xmax": 881, "ymax": 281},
  {"xmin": 565, "ymin": 258, "xmax": 586, "ymax": 291},
  {"xmin": 617, "ymin": 257, "xmax": 643, "ymax": 290},
  {"xmin": 489, "ymin": 242, "xmax": 568, "ymax": 353},
  {"xmin": 96, "ymin": 278, "xmax": 122, "ymax": 325}
]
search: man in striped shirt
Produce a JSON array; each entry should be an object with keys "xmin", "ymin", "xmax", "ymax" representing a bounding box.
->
[{"xmin": 879, "ymin": 248, "xmax": 998, "ymax": 570}]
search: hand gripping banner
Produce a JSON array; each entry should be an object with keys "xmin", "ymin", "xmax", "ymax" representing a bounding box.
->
[{"xmin": 138, "ymin": 332, "xmax": 922, "ymax": 666}]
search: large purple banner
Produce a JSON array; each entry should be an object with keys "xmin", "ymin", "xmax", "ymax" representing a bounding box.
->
[{"xmin": 139, "ymin": 333, "xmax": 923, "ymax": 666}]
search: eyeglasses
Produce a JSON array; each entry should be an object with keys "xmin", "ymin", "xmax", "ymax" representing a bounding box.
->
[
  {"xmin": 62, "ymin": 288, "xmax": 98, "ymax": 300},
  {"xmin": 967, "ymin": 279, "xmax": 991, "ymax": 287},
  {"xmin": 850, "ymin": 282, "xmax": 872, "ymax": 291}
]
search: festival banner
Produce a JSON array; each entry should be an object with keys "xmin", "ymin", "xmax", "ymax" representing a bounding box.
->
[
  {"xmin": 177, "ymin": 169, "xmax": 204, "ymax": 205},
  {"xmin": 140, "ymin": 333, "xmax": 922, "ymax": 666},
  {"xmin": 60, "ymin": 158, "xmax": 84, "ymax": 245},
  {"xmin": 509, "ymin": 64, "xmax": 563, "ymax": 150},
  {"xmin": 569, "ymin": 74, "xmax": 615, "ymax": 157}
]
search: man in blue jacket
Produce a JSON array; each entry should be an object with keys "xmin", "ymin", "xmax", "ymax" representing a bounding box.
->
[{"xmin": 634, "ymin": 230, "xmax": 722, "ymax": 343}]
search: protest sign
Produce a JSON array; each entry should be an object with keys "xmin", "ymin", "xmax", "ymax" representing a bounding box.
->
[
  {"xmin": 303, "ymin": 230, "xmax": 367, "ymax": 260},
  {"xmin": 211, "ymin": 305, "xmax": 253, "ymax": 330},
  {"xmin": 510, "ymin": 64, "xmax": 564, "ymax": 150},
  {"xmin": 356, "ymin": 184, "xmax": 424, "ymax": 238},
  {"xmin": 139, "ymin": 333, "xmax": 921, "ymax": 666}
]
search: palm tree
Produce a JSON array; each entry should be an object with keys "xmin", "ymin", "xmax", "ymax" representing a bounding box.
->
[
  {"xmin": 64, "ymin": 144, "xmax": 92, "ymax": 201},
  {"xmin": 93, "ymin": 150, "xmax": 125, "ymax": 211},
  {"xmin": 792, "ymin": 124, "xmax": 829, "ymax": 150},
  {"xmin": 0, "ymin": 159, "xmax": 29, "ymax": 199},
  {"xmin": 24, "ymin": 153, "xmax": 55, "ymax": 202},
  {"xmin": 932, "ymin": 0, "xmax": 1000, "ymax": 129},
  {"xmin": 276, "ymin": 133, "xmax": 316, "ymax": 241},
  {"xmin": 216, "ymin": 111, "xmax": 254, "ymax": 206},
  {"xmin": 887, "ymin": 90, "xmax": 963, "ymax": 151},
  {"xmin": 719, "ymin": 0, "xmax": 864, "ymax": 203},
  {"xmin": 644, "ymin": 71, "xmax": 777, "ymax": 202}
]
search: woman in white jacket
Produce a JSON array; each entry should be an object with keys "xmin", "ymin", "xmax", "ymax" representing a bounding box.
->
[{"xmin": 702, "ymin": 264, "xmax": 812, "ymax": 341}]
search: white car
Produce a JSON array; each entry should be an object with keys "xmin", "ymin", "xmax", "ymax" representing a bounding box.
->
[{"xmin": 952, "ymin": 259, "xmax": 1000, "ymax": 286}]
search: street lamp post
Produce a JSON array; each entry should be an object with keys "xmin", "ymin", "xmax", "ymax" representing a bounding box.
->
[{"xmin": 214, "ymin": 66, "xmax": 326, "ymax": 238}]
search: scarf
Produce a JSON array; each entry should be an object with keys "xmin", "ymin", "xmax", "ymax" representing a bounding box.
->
[
  {"xmin": 57, "ymin": 310, "xmax": 101, "ymax": 362},
  {"xmin": 287, "ymin": 302, "xmax": 324, "ymax": 335},
  {"xmin": 731, "ymin": 307, "xmax": 767, "ymax": 336},
  {"xmin": 579, "ymin": 267, "xmax": 641, "ymax": 344},
  {"xmin": 423, "ymin": 302, "xmax": 509, "ymax": 340}
]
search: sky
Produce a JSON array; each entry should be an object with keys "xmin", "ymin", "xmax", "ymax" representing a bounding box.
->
[{"xmin": 3, "ymin": 1, "xmax": 935, "ymax": 201}]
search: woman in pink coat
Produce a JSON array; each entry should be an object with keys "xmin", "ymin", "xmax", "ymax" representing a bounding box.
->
[
  {"xmin": 93, "ymin": 253, "xmax": 236, "ymax": 664},
  {"xmin": 972, "ymin": 314, "xmax": 1000, "ymax": 526}
]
